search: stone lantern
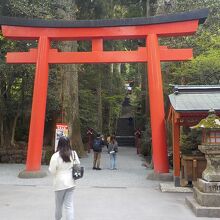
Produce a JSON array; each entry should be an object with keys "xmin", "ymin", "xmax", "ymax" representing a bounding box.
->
[{"xmin": 186, "ymin": 109, "xmax": 220, "ymax": 217}]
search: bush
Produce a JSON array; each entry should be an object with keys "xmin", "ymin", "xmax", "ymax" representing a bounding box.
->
[
  {"xmin": 140, "ymin": 121, "xmax": 152, "ymax": 157},
  {"xmin": 43, "ymin": 146, "xmax": 54, "ymax": 165},
  {"xmin": 180, "ymin": 127, "xmax": 202, "ymax": 154}
]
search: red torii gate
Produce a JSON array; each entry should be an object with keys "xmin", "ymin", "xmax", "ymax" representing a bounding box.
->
[{"xmin": 0, "ymin": 9, "xmax": 208, "ymax": 177}]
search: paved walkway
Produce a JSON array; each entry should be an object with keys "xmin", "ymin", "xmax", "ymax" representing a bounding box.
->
[{"xmin": 0, "ymin": 147, "xmax": 218, "ymax": 220}]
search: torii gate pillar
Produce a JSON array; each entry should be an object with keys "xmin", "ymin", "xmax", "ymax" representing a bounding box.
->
[
  {"xmin": 27, "ymin": 37, "xmax": 49, "ymax": 171},
  {"xmin": 19, "ymin": 37, "xmax": 50, "ymax": 178},
  {"xmin": 147, "ymin": 34, "xmax": 169, "ymax": 172}
]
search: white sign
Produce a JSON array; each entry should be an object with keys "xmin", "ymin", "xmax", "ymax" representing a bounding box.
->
[{"xmin": 55, "ymin": 123, "xmax": 68, "ymax": 151}]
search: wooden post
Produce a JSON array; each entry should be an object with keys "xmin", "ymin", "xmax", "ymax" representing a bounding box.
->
[
  {"xmin": 172, "ymin": 113, "xmax": 180, "ymax": 186},
  {"xmin": 147, "ymin": 34, "xmax": 169, "ymax": 173},
  {"xmin": 25, "ymin": 36, "xmax": 50, "ymax": 173}
]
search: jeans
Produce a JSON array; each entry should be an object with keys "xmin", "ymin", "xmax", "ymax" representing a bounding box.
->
[
  {"xmin": 55, "ymin": 187, "xmax": 74, "ymax": 220},
  {"xmin": 110, "ymin": 153, "xmax": 117, "ymax": 169}
]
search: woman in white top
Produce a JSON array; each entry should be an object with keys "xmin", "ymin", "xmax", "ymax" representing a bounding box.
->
[{"xmin": 49, "ymin": 136, "xmax": 80, "ymax": 220}]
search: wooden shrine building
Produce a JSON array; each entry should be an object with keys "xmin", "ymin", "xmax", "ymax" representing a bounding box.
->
[{"xmin": 168, "ymin": 85, "xmax": 220, "ymax": 186}]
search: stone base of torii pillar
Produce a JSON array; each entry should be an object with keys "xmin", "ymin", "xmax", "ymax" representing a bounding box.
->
[
  {"xmin": 186, "ymin": 144, "xmax": 220, "ymax": 217},
  {"xmin": 18, "ymin": 170, "xmax": 47, "ymax": 179}
]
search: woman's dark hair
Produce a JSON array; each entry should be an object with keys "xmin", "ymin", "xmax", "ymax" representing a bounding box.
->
[
  {"xmin": 56, "ymin": 136, "xmax": 72, "ymax": 162},
  {"xmin": 110, "ymin": 135, "xmax": 116, "ymax": 144}
]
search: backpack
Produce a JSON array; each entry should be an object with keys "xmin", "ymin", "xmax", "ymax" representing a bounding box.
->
[{"xmin": 93, "ymin": 139, "xmax": 102, "ymax": 152}]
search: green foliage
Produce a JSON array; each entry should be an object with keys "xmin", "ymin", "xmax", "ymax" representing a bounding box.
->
[
  {"xmin": 130, "ymin": 86, "xmax": 141, "ymax": 107},
  {"xmin": 162, "ymin": 0, "xmax": 220, "ymax": 154},
  {"xmin": 168, "ymin": 41, "xmax": 220, "ymax": 85},
  {"xmin": 79, "ymin": 88, "xmax": 99, "ymax": 136},
  {"xmin": 78, "ymin": 62, "xmax": 126, "ymax": 137},
  {"xmin": 180, "ymin": 128, "xmax": 202, "ymax": 154},
  {"xmin": 43, "ymin": 146, "xmax": 54, "ymax": 165},
  {"xmin": 0, "ymin": 28, "xmax": 37, "ymax": 144},
  {"xmin": 103, "ymin": 94, "xmax": 124, "ymax": 130},
  {"xmin": 46, "ymin": 68, "xmax": 62, "ymax": 115},
  {"xmin": 140, "ymin": 121, "xmax": 152, "ymax": 156},
  {"xmin": 8, "ymin": 0, "xmax": 53, "ymax": 18},
  {"xmin": 0, "ymin": 0, "xmax": 61, "ymax": 146}
]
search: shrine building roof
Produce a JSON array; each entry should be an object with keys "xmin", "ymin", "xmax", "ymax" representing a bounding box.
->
[{"xmin": 169, "ymin": 85, "xmax": 220, "ymax": 113}]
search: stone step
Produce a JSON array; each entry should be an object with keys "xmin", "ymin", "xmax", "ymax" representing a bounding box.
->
[{"xmin": 116, "ymin": 136, "xmax": 135, "ymax": 147}]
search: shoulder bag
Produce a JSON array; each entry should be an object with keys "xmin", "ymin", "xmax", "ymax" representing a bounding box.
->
[{"xmin": 72, "ymin": 151, "xmax": 84, "ymax": 180}]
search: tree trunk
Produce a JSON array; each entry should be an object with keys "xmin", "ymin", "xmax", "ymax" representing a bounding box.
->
[
  {"xmin": 61, "ymin": 52, "xmax": 85, "ymax": 156},
  {"xmin": 54, "ymin": 0, "xmax": 85, "ymax": 156},
  {"xmin": 10, "ymin": 111, "xmax": 20, "ymax": 146},
  {"xmin": 116, "ymin": 64, "xmax": 121, "ymax": 76},
  {"xmin": 107, "ymin": 64, "xmax": 114, "ymax": 133},
  {"xmin": 0, "ymin": 113, "xmax": 4, "ymax": 147},
  {"xmin": 146, "ymin": 0, "xmax": 150, "ymax": 17},
  {"xmin": 97, "ymin": 69, "xmax": 103, "ymax": 132}
]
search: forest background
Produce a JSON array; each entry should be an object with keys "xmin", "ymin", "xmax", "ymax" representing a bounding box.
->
[{"xmin": 0, "ymin": 0, "xmax": 220, "ymax": 163}]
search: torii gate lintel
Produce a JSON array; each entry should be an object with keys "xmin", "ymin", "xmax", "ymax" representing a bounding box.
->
[{"xmin": 6, "ymin": 46, "xmax": 193, "ymax": 64}]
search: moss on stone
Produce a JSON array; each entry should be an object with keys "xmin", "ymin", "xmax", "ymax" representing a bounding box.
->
[{"xmin": 192, "ymin": 113, "xmax": 220, "ymax": 129}]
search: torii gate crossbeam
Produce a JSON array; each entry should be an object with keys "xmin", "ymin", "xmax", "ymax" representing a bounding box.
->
[{"xmin": 0, "ymin": 9, "xmax": 208, "ymax": 183}]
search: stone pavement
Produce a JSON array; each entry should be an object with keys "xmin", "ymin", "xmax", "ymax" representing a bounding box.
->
[{"xmin": 0, "ymin": 147, "xmax": 218, "ymax": 220}]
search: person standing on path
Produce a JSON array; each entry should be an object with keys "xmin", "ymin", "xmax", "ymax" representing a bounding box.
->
[
  {"xmin": 92, "ymin": 133, "xmax": 104, "ymax": 170},
  {"xmin": 49, "ymin": 136, "xmax": 80, "ymax": 220},
  {"xmin": 106, "ymin": 134, "xmax": 111, "ymax": 149},
  {"xmin": 108, "ymin": 135, "xmax": 118, "ymax": 170}
]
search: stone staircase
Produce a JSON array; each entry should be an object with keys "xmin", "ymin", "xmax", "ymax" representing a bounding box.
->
[{"xmin": 116, "ymin": 97, "xmax": 135, "ymax": 147}]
